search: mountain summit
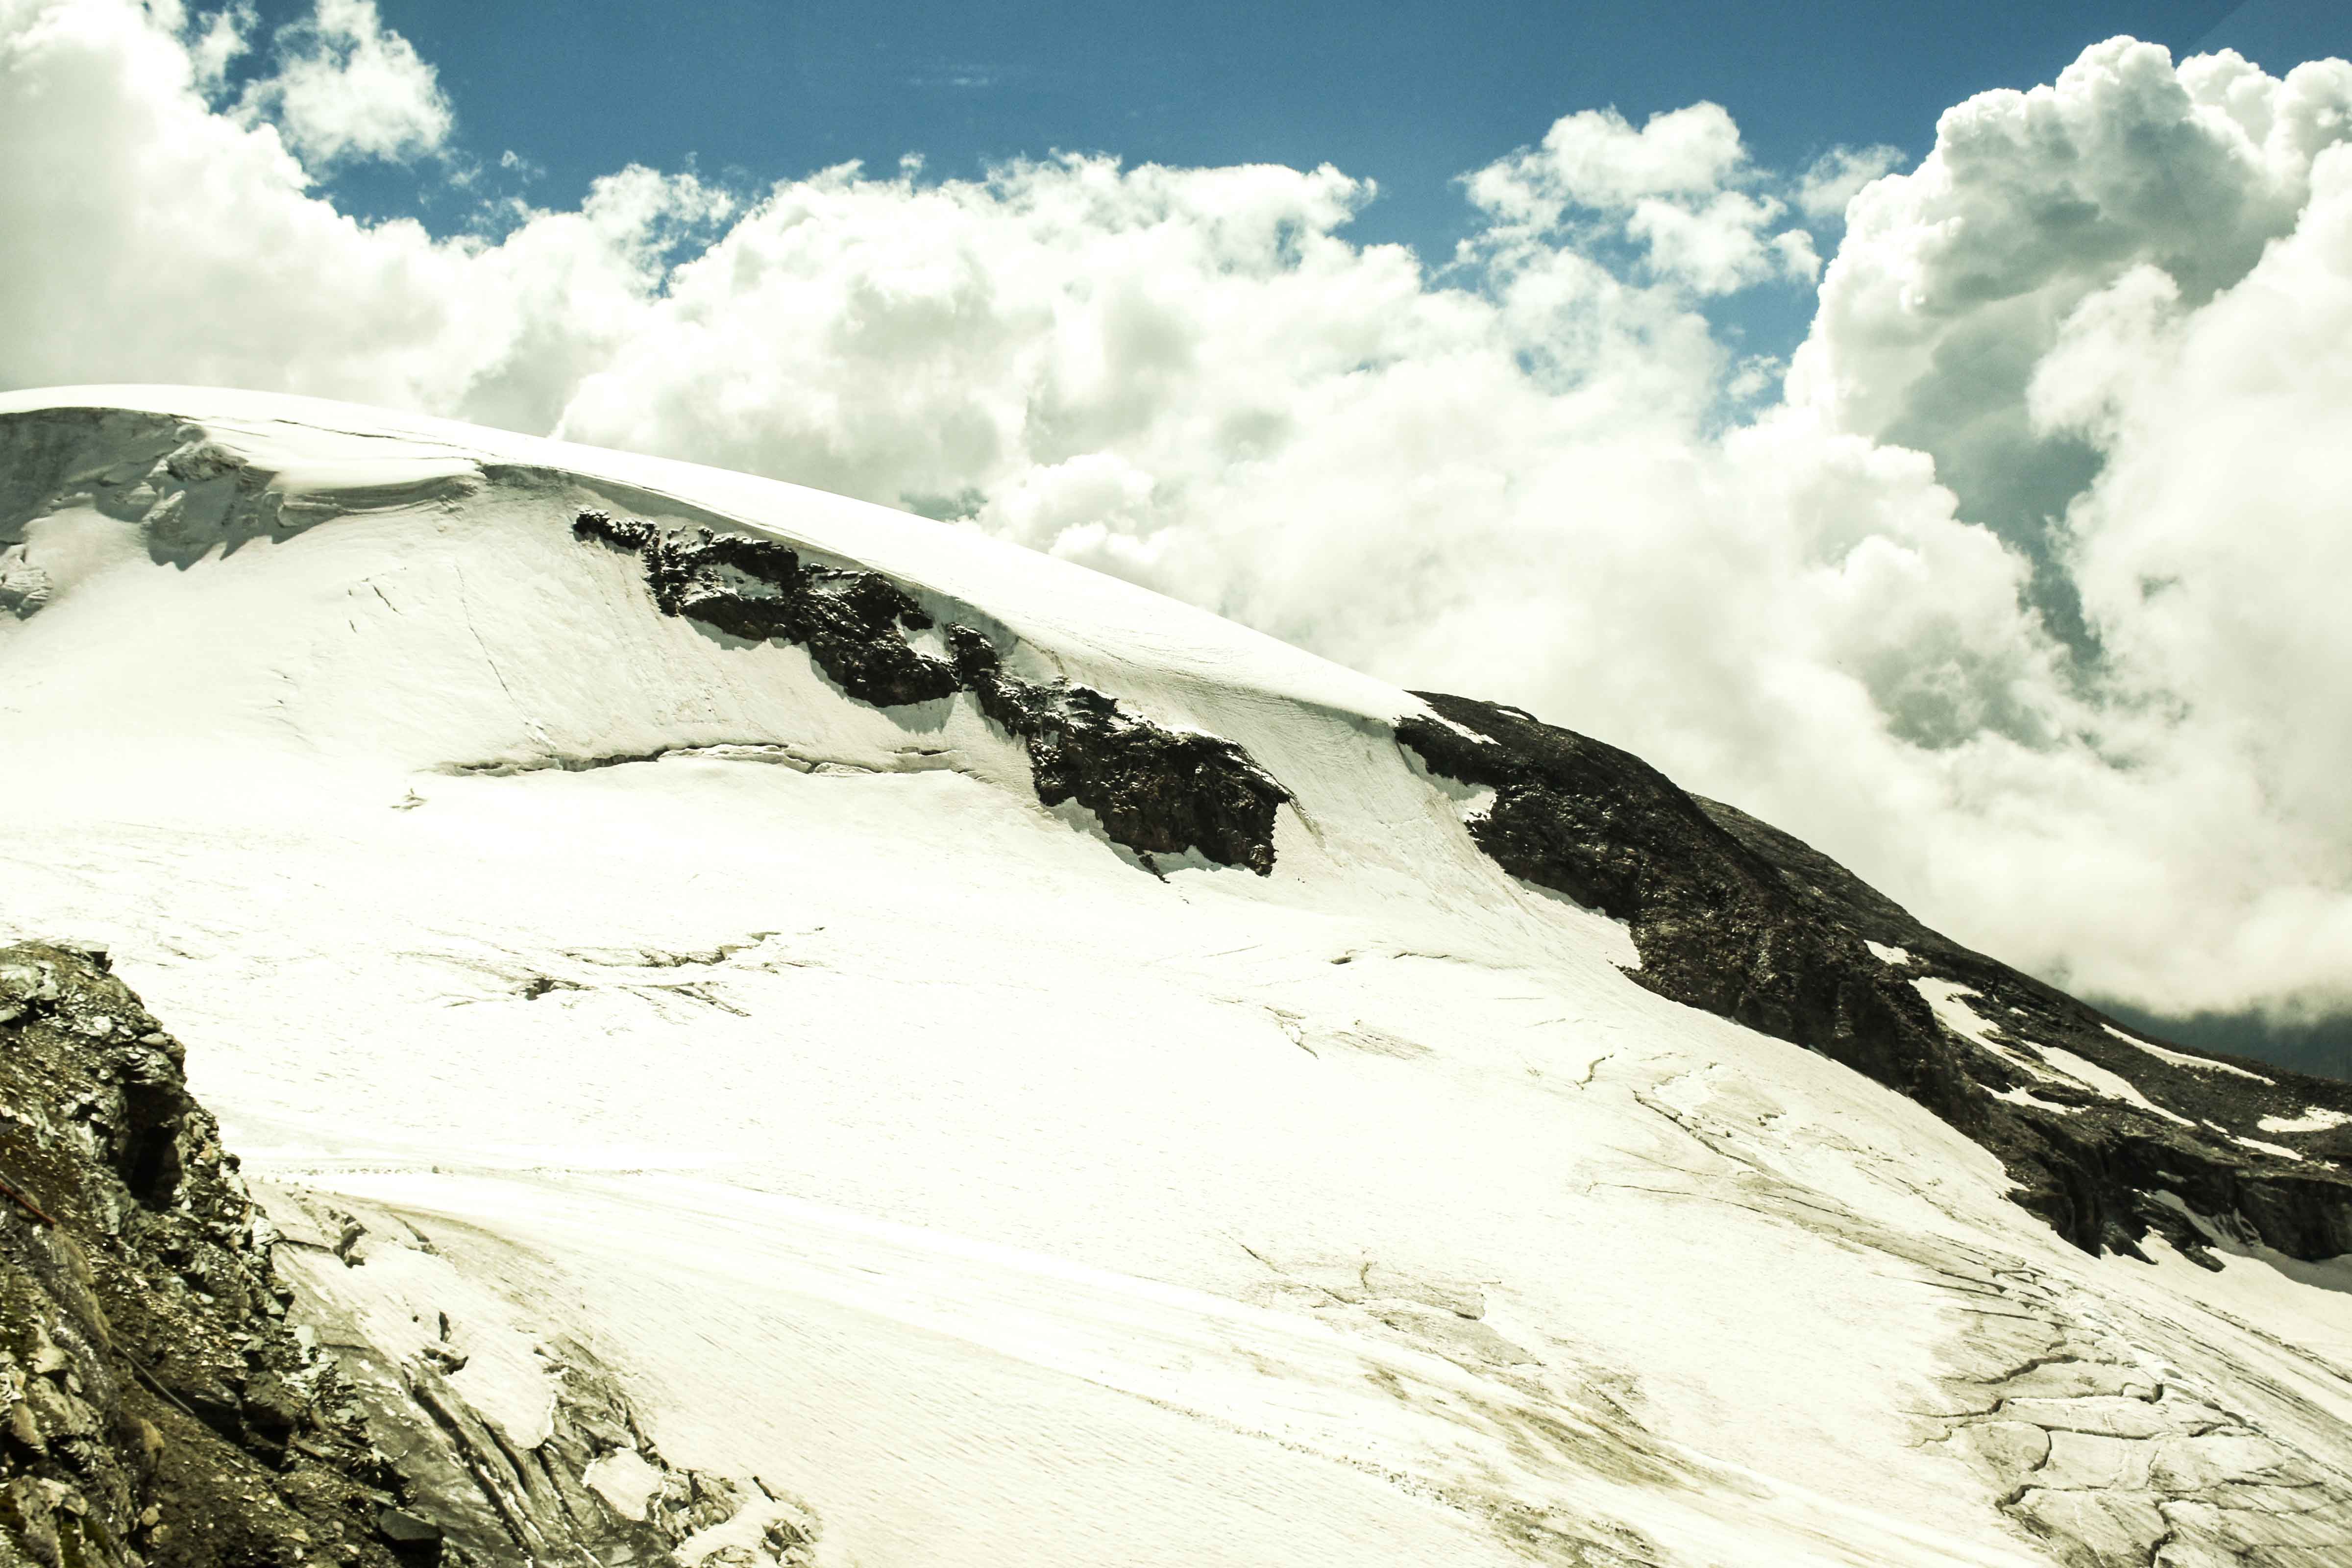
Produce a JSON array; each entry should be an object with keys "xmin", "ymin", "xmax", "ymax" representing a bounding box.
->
[{"xmin": 3, "ymin": 388, "xmax": 2349, "ymax": 1567}]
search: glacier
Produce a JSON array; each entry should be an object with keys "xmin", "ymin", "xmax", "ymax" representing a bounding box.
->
[{"xmin": 2, "ymin": 387, "xmax": 2350, "ymax": 1567}]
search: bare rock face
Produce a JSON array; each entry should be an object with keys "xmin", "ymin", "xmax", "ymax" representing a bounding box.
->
[
  {"xmin": 944, "ymin": 627, "xmax": 1290, "ymax": 876},
  {"xmin": 573, "ymin": 512, "xmax": 961, "ymax": 709},
  {"xmin": 1396, "ymin": 693, "xmax": 2352, "ymax": 1264},
  {"xmin": 0, "ymin": 946, "xmax": 817, "ymax": 1568},
  {"xmin": 0, "ymin": 941, "xmax": 411, "ymax": 1568},
  {"xmin": 576, "ymin": 511, "xmax": 1291, "ymax": 875}
]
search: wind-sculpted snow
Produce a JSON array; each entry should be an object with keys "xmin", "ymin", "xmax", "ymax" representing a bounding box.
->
[
  {"xmin": 0, "ymin": 406, "xmax": 483, "ymax": 598},
  {"xmin": 1397, "ymin": 692, "xmax": 2352, "ymax": 1266},
  {"xmin": 574, "ymin": 508, "xmax": 1291, "ymax": 874},
  {"xmin": 5, "ymin": 387, "xmax": 2352, "ymax": 1568}
]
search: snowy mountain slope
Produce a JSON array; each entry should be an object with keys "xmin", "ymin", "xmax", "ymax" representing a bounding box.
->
[{"xmin": 2, "ymin": 386, "xmax": 2350, "ymax": 1567}]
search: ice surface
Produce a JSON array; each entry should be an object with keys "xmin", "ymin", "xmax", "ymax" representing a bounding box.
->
[
  {"xmin": 3, "ymin": 388, "xmax": 2348, "ymax": 1566},
  {"xmin": 583, "ymin": 1449, "xmax": 663, "ymax": 1521},
  {"xmin": 1912, "ymin": 979, "xmax": 2052, "ymax": 1083},
  {"xmin": 1912, "ymin": 979, "xmax": 2006, "ymax": 1050},
  {"xmin": 2232, "ymin": 1134, "xmax": 2305, "ymax": 1161}
]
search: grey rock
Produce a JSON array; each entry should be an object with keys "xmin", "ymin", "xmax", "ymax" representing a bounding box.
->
[{"xmin": 0, "ymin": 942, "xmax": 412, "ymax": 1568}]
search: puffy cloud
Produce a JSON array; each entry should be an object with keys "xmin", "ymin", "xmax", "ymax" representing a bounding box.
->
[
  {"xmin": 2, "ymin": 3, "xmax": 2351, "ymax": 1024},
  {"xmin": 2010, "ymin": 147, "xmax": 2352, "ymax": 1007},
  {"xmin": 0, "ymin": 0, "xmax": 718, "ymax": 421},
  {"xmin": 1467, "ymin": 102, "xmax": 1750, "ymax": 215},
  {"xmin": 1793, "ymin": 144, "xmax": 1906, "ymax": 222},
  {"xmin": 233, "ymin": 0, "xmax": 452, "ymax": 168},
  {"xmin": 1464, "ymin": 102, "xmax": 1820, "ymax": 295},
  {"xmin": 1791, "ymin": 38, "xmax": 2352, "ymax": 562},
  {"xmin": 181, "ymin": 0, "xmax": 248, "ymax": 90},
  {"xmin": 559, "ymin": 156, "xmax": 1405, "ymax": 507}
]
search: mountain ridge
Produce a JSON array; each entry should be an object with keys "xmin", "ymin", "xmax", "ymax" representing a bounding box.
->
[{"xmin": 1397, "ymin": 693, "xmax": 2352, "ymax": 1263}]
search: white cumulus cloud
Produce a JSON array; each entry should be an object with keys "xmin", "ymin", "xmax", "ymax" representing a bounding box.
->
[
  {"xmin": 1793, "ymin": 143, "xmax": 1906, "ymax": 222},
  {"xmin": 233, "ymin": 0, "xmax": 451, "ymax": 168},
  {"xmin": 180, "ymin": 0, "xmax": 249, "ymax": 89},
  {"xmin": 1464, "ymin": 102, "xmax": 1821, "ymax": 294},
  {"xmin": 1791, "ymin": 38, "xmax": 2352, "ymax": 553}
]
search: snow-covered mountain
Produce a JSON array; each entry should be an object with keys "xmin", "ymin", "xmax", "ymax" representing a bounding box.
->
[{"xmin": 3, "ymin": 386, "xmax": 2350, "ymax": 1568}]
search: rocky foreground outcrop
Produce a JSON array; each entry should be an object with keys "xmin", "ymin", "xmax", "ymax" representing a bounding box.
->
[
  {"xmin": 1, "ymin": 942, "xmax": 416, "ymax": 1568},
  {"xmin": 0, "ymin": 945, "xmax": 813, "ymax": 1568}
]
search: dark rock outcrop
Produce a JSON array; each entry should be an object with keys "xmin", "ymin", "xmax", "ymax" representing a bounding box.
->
[
  {"xmin": 0, "ymin": 943, "xmax": 414, "ymax": 1568},
  {"xmin": 945, "ymin": 628, "xmax": 1289, "ymax": 876},
  {"xmin": 576, "ymin": 511, "xmax": 1291, "ymax": 874},
  {"xmin": 573, "ymin": 513, "xmax": 960, "ymax": 709},
  {"xmin": 1397, "ymin": 693, "xmax": 2352, "ymax": 1263}
]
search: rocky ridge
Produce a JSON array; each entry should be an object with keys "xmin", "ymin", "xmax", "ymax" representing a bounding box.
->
[
  {"xmin": 574, "ymin": 510, "xmax": 1292, "ymax": 874},
  {"xmin": 1396, "ymin": 693, "xmax": 2352, "ymax": 1265}
]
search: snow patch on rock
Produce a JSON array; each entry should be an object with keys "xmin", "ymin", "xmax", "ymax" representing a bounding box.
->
[
  {"xmin": 2101, "ymin": 1022, "xmax": 2273, "ymax": 1083},
  {"xmin": 2259, "ymin": 1106, "xmax": 2352, "ymax": 1134},
  {"xmin": 2034, "ymin": 1044, "xmax": 2197, "ymax": 1128}
]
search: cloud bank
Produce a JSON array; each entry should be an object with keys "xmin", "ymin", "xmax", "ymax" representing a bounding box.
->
[{"xmin": 6, "ymin": 1, "xmax": 2352, "ymax": 1026}]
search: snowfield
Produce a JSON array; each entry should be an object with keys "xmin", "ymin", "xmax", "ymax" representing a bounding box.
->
[{"xmin": 4, "ymin": 387, "xmax": 2350, "ymax": 1567}]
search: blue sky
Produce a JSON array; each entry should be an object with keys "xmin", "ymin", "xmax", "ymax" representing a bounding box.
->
[
  {"xmin": 252, "ymin": 0, "xmax": 2351, "ymax": 365},
  {"xmin": 289, "ymin": 0, "xmax": 2344, "ymax": 258}
]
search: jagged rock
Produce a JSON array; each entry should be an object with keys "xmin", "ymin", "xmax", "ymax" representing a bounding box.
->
[
  {"xmin": 576, "ymin": 510, "xmax": 1291, "ymax": 874},
  {"xmin": 574, "ymin": 512, "xmax": 960, "ymax": 707},
  {"xmin": 946, "ymin": 627, "xmax": 1290, "ymax": 876},
  {"xmin": 1, "ymin": 944, "xmax": 818, "ymax": 1568},
  {"xmin": 1396, "ymin": 693, "xmax": 2352, "ymax": 1262},
  {"xmin": 373, "ymin": 1506, "xmax": 441, "ymax": 1558},
  {"xmin": 0, "ymin": 942, "xmax": 409, "ymax": 1568},
  {"xmin": 0, "ymin": 547, "xmax": 50, "ymax": 617}
]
